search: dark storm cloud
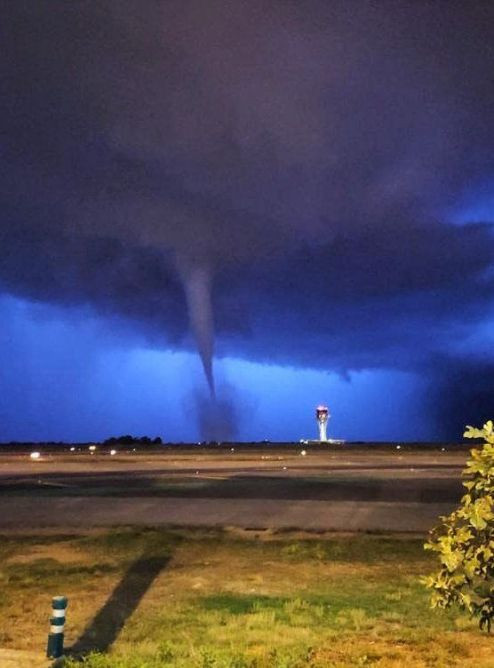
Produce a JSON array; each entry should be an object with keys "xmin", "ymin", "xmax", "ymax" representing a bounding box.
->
[
  {"xmin": 2, "ymin": 1, "xmax": 494, "ymax": 435},
  {"xmin": 429, "ymin": 358, "xmax": 494, "ymax": 441},
  {"xmin": 215, "ymin": 220, "xmax": 494, "ymax": 371},
  {"xmin": 0, "ymin": 222, "xmax": 187, "ymax": 344}
]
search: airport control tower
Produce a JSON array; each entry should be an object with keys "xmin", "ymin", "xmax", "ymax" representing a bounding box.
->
[{"xmin": 316, "ymin": 405, "xmax": 330, "ymax": 442}]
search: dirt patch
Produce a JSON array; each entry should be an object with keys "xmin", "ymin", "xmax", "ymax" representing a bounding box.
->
[
  {"xmin": 6, "ymin": 542, "xmax": 89, "ymax": 565},
  {"xmin": 0, "ymin": 648, "xmax": 52, "ymax": 668},
  {"xmin": 225, "ymin": 526, "xmax": 425, "ymax": 541}
]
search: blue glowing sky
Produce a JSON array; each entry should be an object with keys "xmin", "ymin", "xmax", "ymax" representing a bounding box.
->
[{"xmin": 0, "ymin": 295, "xmax": 433, "ymax": 442}]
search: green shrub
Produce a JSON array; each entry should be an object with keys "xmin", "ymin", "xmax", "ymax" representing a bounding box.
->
[{"xmin": 424, "ymin": 421, "xmax": 494, "ymax": 630}]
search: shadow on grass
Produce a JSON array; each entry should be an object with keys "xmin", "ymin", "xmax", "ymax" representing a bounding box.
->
[
  {"xmin": 200, "ymin": 593, "xmax": 286, "ymax": 615},
  {"xmin": 69, "ymin": 553, "xmax": 169, "ymax": 658}
]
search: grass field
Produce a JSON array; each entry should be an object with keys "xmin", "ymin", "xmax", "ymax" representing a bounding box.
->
[{"xmin": 0, "ymin": 528, "xmax": 492, "ymax": 667}]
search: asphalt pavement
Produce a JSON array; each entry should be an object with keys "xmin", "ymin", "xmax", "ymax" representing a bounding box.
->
[{"xmin": 0, "ymin": 445, "xmax": 469, "ymax": 533}]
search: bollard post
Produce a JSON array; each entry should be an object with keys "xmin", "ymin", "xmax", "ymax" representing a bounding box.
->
[{"xmin": 47, "ymin": 595, "xmax": 68, "ymax": 659}]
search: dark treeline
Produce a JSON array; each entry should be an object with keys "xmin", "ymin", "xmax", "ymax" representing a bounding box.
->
[{"xmin": 103, "ymin": 435, "xmax": 162, "ymax": 446}]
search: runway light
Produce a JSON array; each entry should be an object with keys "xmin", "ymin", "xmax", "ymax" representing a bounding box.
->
[
  {"xmin": 231, "ymin": 448, "xmax": 235, "ymax": 452},
  {"xmin": 396, "ymin": 445, "xmax": 401, "ymax": 450},
  {"xmin": 88, "ymin": 445, "xmax": 96, "ymax": 452},
  {"xmin": 70, "ymin": 447, "xmax": 75, "ymax": 452},
  {"xmin": 441, "ymin": 447, "xmax": 445, "ymax": 452},
  {"xmin": 110, "ymin": 449, "xmax": 117, "ymax": 456},
  {"xmin": 300, "ymin": 450, "xmax": 307, "ymax": 456},
  {"xmin": 30, "ymin": 451, "xmax": 41, "ymax": 460}
]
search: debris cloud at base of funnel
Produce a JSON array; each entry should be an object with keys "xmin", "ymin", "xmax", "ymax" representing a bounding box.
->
[{"xmin": 193, "ymin": 389, "xmax": 238, "ymax": 442}]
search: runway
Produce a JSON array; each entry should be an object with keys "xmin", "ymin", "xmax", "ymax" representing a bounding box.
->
[{"xmin": 0, "ymin": 444, "xmax": 470, "ymax": 533}]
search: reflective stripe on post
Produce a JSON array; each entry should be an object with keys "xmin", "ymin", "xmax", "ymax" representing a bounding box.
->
[{"xmin": 47, "ymin": 596, "xmax": 68, "ymax": 659}]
